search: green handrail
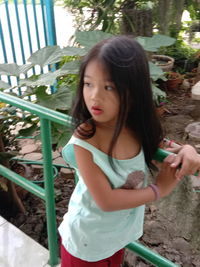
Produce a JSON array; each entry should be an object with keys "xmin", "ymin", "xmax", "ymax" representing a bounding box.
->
[{"xmin": 0, "ymin": 91, "xmax": 178, "ymax": 267}]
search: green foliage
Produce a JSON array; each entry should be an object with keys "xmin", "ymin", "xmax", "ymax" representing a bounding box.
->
[
  {"xmin": 186, "ymin": 0, "xmax": 200, "ymax": 20},
  {"xmin": 63, "ymin": 0, "xmax": 123, "ymax": 33},
  {"xmin": 158, "ymin": 39, "xmax": 198, "ymax": 73},
  {"xmin": 136, "ymin": 34, "xmax": 175, "ymax": 52},
  {"xmin": 75, "ymin": 30, "xmax": 113, "ymax": 49}
]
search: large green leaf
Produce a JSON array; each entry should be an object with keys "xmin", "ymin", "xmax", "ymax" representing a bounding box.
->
[
  {"xmin": 0, "ymin": 80, "xmax": 10, "ymax": 89},
  {"xmin": 27, "ymin": 46, "xmax": 63, "ymax": 66},
  {"xmin": 137, "ymin": 34, "xmax": 175, "ymax": 52},
  {"xmin": 152, "ymin": 34, "xmax": 176, "ymax": 47},
  {"xmin": 59, "ymin": 60, "xmax": 80, "ymax": 74},
  {"xmin": 75, "ymin": 30, "xmax": 113, "ymax": 49},
  {"xmin": 0, "ymin": 63, "xmax": 32, "ymax": 76},
  {"xmin": 36, "ymin": 86, "xmax": 72, "ymax": 110},
  {"xmin": 19, "ymin": 61, "xmax": 80, "ymax": 87},
  {"xmin": 18, "ymin": 124, "xmax": 38, "ymax": 137},
  {"xmin": 61, "ymin": 46, "xmax": 87, "ymax": 56},
  {"xmin": 51, "ymin": 122, "xmax": 71, "ymax": 147},
  {"xmin": 19, "ymin": 72, "xmax": 57, "ymax": 87},
  {"xmin": 149, "ymin": 62, "xmax": 165, "ymax": 81},
  {"xmin": 152, "ymin": 84, "xmax": 166, "ymax": 103}
]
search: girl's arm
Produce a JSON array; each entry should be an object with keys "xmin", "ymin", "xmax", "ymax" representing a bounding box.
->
[{"xmin": 74, "ymin": 145, "xmax": 180, "ymax": 212}]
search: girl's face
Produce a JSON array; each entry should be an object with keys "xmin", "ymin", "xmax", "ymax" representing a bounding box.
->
[{"xmin": 83, "ymin": 60, "xmax": 120, "ymax": 127}]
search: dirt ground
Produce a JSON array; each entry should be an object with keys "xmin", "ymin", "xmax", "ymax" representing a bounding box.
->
[{"xmin": 3, "ymin": 86, "xmax": 200, "ymax": 266}]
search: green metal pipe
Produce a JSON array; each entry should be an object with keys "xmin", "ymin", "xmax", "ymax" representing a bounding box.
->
[
  {"xmin": 126, "ymin": 242, "xmax": 180, "ymax": 267},
  {"xmin": 12, "ymin": 157, "xmax": 72, "ymax": 170},
  {"xmin": 0, "ymin": 164, "xmax": 45, "ymax": 200},
  {"xmin": 40, "ymin": 118, "xmax": 59, "ymax": 266},
  {"xmin": 154, "ymin": 148, "xmax": 199, "ymax": 176},
  {"xmin": 153, "ymin": 148, "xmax": 173, "ymax": 162},
  {"xmin": 0, "ymin": 91, "xmax": 72, "ymax": 127}
]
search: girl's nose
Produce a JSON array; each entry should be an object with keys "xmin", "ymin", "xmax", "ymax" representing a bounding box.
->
[{"xmin": 91, "ymin": 87, "xmax": 101, "ymax": 100}]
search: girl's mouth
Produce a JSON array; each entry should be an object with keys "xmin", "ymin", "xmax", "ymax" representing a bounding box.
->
[{"xmin": 91, "ymin": 106, "xmax": 103, "ymax": 115}]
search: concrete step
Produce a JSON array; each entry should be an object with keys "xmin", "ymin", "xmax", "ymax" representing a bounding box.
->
[{"xmin": 0, "ymin": 216, "xmax": 60, "ymax": 267}]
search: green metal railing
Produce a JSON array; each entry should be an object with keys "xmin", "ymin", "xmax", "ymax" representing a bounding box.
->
[{"xmin": 0, "ymin": 91, "xmax": 179, "ymax": 267}]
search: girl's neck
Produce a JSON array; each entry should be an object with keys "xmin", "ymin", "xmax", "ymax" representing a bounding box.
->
[{"xmin": 95, "ymin": 122, "xmax": 116, "ymax": 130}]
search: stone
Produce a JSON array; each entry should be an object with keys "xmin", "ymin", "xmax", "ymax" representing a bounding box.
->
[
  {"xmin": 171, "ymin": 237, "xmax": 190, "ymax": 253},
  {"xmin": 20, "ymin": 144, "xmax": 39, "ymax": 154},
  {"xmin": 143, "ymin": 221, "xmax": 168, "ymax": 245},
  {"xmin": 52, "ymin": 151, "xmax": 60, "ymax": 159},
  {"xmin": 191, "ymin": 81, "xmax": 200, "ymax": 100},
  {"xmin": 188, "ymin": 101, "xmax": 200, "ymax": 120},
  {"xmin": 53, "ymin": 157, "xmax": 66, "ymax": 166},
  {"xmin": 185, "ymin": 122, "xmax": 200, "ymax": 141},
  {"xmin": 190, "ymin": 175, "xmax": 200, "ymax": 187},
  {"xmin": 181, "ymin": 79, "xmax": 190, "ymax": 90},
  {"xmin": 23, "ymin": 152, "xmax": 42, "ymax": 161},
  {"xmin": 60, "ymin": 167, "xmax": 74, "ymax": 179}
]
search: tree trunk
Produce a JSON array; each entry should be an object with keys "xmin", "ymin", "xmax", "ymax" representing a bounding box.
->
[
  {"xmin": 156, "ymin": 0, "xmax": 185, "ymax": 37},
  {"xmin": 170, "ymin": 0, "xmax": 185, "ymax": 37},
  {"xmin": 156, "ymin": 0, "xmax": 173, "ymax": 35},
  {"xmin": 121, "ymin": 8, "xmax": 153, "ymax": 36}
]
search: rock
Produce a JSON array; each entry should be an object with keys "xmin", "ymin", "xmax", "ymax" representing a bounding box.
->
[
  {"xmin": 185, "ymin": 122, "xmax": 200, "ymax": 141},
  {"xmin": 171, "ymin": 237, "xmax": 190, "ymax": 253},
  {"xmin": 20, "ymin": 144, "xmax": 39, "ymax": 154},
  {"xmin": 60, "ymin": 167, "xmax": 74, "ymax": 179},
  {"xmin": 190, "ymin": 175, "xmax": 200, "ymax": 187},
  {"xmin": 192, "ymin": 259, "xmax": 200, "ymax": 266},
  {"xmin": 181, "ymin": 79, "xmax": 190, "ymax": 90},
  {"xmin": 31, "ymin": 164, "xmax": 43, "ymax": 173},
  {"xmin": 192, "ymin": 81, "xmax": 200, "ymax": 100},
  {"xmin": 52, "ymin": 151, "xmax": 60, "ymax": 159},
  {"xmin": 143, "ymin": 221, "xmax": 168, "ymax": 245},
  {"xmin": 53, "ymin": 157, "xmax": 66, "ymax": 166},
  {"xmin": 23, "ymin": 152, "xmax": 42, "ymax": 161},
  {"xmin": 188, "ymin": 101, "xmax": 200, "ymax": 119}
]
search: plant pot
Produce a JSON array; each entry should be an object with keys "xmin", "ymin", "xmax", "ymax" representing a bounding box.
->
[
  {"xmin": 166, "ymin": 78, "xmax": 182, "ymax": 90},
  {"xmin": 152, "ymin": 55, "xmax": 175, "ymax": 72}
]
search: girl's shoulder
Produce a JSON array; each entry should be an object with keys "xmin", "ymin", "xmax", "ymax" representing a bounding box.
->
[{"xmin": 74, "ymin": 122, "xmax": 101, "ymax": 149}]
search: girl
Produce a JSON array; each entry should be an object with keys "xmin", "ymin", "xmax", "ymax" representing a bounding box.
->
[{"xmin": 58, "ymin": 36, "xmax": 200, "ymax": 267}]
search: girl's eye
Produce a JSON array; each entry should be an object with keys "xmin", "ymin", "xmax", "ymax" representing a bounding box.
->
[
  {"xmin": 105, "ymin": 85, "xmax": 114, "ymax": 91},
  {"xmin": 84, "ymin": 82, "xmax": 92, "ymax": 87}
]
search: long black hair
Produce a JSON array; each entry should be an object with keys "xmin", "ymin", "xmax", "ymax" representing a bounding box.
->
[{"xmin": 71, "ymin": 35, "xmax": 163, "ymax": 168}]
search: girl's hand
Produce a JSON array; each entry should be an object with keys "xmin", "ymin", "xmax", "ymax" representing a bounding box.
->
[
  {"xmin": 166, "ymin": 145, "xmax": 200, "ymax": 180},
  {"xmin": 156, "ymin": 154, "xmax": 180, "ymax": 198}
]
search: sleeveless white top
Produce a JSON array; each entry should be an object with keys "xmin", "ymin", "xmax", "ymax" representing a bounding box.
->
[{"xmin": 58, "ymin": 135, "xmax": 148, "ymax": 262}]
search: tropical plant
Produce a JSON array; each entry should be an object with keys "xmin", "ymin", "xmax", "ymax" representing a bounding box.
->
[
  {"xmin": 0, "ymin": 31, "xmax": 176, "ymax": 119},
  {"xmin": 158, "ymin": 39, "xmax": 198, "ymax": 73}
]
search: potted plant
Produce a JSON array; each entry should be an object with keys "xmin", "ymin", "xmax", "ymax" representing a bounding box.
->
[
  {"xmin": 165, "ymin": 71, "xmax": 183, "ymax": 90},
  {"xmin": 152, "ymin": 55, "xmax": 174, "ymax": 72}
]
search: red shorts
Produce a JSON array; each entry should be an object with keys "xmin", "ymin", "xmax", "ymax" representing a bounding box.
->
[{"xmin": 60, "ymin": 242, "xmax": 124, "ymax": 267}]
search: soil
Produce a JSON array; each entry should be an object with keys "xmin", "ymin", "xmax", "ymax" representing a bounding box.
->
[{"xmin": 1, "ymin": 86, "xmax": 200, "ymax": 266}]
